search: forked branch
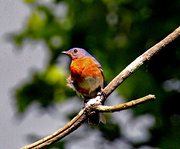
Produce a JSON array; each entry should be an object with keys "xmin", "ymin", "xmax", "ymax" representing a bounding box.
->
[
  {"xmin": 96, "ymin": 94, "xmax": 155, "ymax": 112},
  {"xmin": 21, "ymin": 26, "xmax": 180, "ymax": 149}
]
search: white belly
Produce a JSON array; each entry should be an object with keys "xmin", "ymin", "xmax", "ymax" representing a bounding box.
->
[{"xmin": 79, "ymin": 76, "xmax": 103, "ymax": 93}]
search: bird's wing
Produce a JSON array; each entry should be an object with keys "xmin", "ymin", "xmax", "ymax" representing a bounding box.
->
[{"xmin": 66, "ymin": 76, "xmax": 75, "ymax": 90}]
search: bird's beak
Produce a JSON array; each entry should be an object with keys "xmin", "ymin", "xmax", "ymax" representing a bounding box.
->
[
  {"xmin": 62, "ymin": 51, "xmax": 70, "ymax": 56},
  {"xmin": 62, "ymin": 51, "xmax": 72, "ymax": 59},
  {"xmin": 61, "ymin": 51, "xmax": 68, "ymax": 54}
]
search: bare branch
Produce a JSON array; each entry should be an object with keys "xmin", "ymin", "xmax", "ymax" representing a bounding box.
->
[
  {"xmin": 21, "ymin": 109, "xmax": 86, "ymax": 149},
  {"xmin": 102, "ymin": 26, "xmax": 180, "ymax": 100},
  {"xmin": 21, "ymin": 26, "xmax": 180, "ymax": 149},
  {"xmin": 96, "ymin": 94, "xmax": 155, "ymax": 112}
]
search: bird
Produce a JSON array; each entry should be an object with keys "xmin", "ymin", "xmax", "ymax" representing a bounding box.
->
[{"xmin": 62, "ymin": 47, "xmax": 105, "ymax": 124}]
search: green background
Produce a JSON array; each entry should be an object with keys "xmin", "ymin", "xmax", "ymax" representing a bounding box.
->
[{"xmin": 12, "ymin": 0, "xmax": 180, "ymax": 148}]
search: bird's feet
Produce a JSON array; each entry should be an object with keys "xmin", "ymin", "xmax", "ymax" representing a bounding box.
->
[{"xmin": 97, "ymin": 90, "xmax": 107, "ymax": 100}]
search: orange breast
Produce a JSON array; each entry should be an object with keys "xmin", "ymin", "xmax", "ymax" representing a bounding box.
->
[{"xmin": 70, "ymin": 57, "xmax": 103, "ymax": 83}]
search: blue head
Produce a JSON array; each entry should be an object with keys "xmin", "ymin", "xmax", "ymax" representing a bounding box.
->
[
  {"xmin": 62, "ymin": 47, "xmax": 92, "ymax": 60},
  {"xmin": 62, "ymin": 47, "xmax": 102, "ymax": 66}
]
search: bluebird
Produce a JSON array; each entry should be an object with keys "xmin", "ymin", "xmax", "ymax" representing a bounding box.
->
[{"xmin": 62, "ymin": 47, "xmax": 105, "ymax": 124}]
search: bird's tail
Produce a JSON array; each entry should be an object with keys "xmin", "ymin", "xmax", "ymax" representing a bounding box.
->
[{"xmin": 88, "ymin": 112, "xmax": 106, "ymax": 125}]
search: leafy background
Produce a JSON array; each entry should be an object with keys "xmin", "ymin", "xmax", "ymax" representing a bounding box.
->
[{"xmin": 10, "ymin": 0, "xmax": 180, "ymax": 148}]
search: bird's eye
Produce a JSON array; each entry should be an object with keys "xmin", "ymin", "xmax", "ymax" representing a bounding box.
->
[{"xmin": 74, "ymin": 49, "xmax": 78, "ymax": 53}]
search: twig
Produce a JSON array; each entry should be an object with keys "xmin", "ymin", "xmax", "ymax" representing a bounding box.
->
[
  {"xmin": 96, "ymin": 94, "xmax": 155, "ymax": 112},
  {"xmin": 21, "ymin": 26, "xmax": 180, "ymax": 149}
]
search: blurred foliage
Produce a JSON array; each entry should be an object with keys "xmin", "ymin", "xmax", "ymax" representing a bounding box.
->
[
  {"xmin": 98, "ymin": 123, "xmax": 121, "ymax": 141},
  {"xmin": 16, "ymin": 66, "xmax": 74, "ymax": 112},
  {"xmin": 12, "ymin": 0, "xmax": 180, "ymax": 148}
]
